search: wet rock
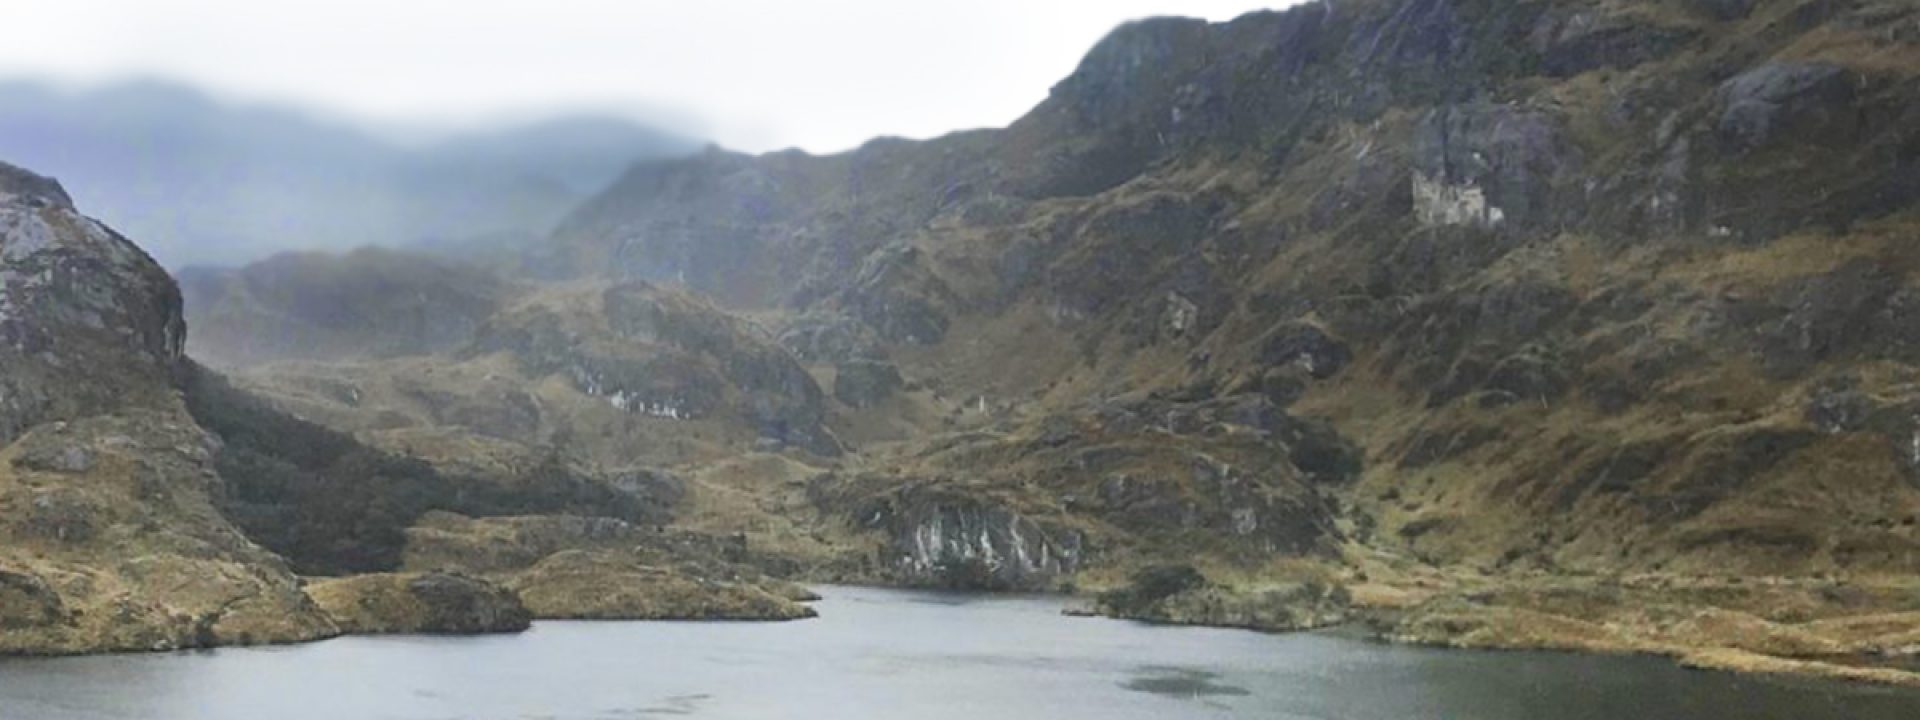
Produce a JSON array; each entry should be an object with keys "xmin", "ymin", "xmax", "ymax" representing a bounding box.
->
[
  {"xmin": 307, "ymin": 572, "xmax": 532, "ymax": 635},
  {"xmin": 833, "ymin": 358, "xmax": 904, "ymax": 409}
]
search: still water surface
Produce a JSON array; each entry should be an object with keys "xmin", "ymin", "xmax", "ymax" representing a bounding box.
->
[{"xmin": 2, "ymin": 585, "xmax": 1916, "ymax": 719}]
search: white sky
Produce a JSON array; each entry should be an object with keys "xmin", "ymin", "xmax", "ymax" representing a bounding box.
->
[{"xmin": 0, "ymin": 1, "xmax": 1297, "ymax": 153}]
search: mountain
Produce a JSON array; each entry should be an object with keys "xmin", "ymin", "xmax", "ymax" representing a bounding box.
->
[
  {"xmin": 0, "ymin": 79, "xmax": 695, "ymax": 268},
  {"xmin": 0, "ymin": 160, "xmax": 811, "ymax": 654},
  {"xmin": 0, "ymin": 160, "xmax": 338, "ymax": 653},
  {"xmin": 539, "ymin": 0, "xmax": 1920, "ymax": 589},
  {"xmin": 25, "ymin": 0, "xmax": 1920, "ymax": 684}
]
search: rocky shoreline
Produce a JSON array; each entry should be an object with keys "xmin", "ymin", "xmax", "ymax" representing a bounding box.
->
[{"xmin": 1062, "ymin": 564, "xmax": 1920, "ymax": 688}]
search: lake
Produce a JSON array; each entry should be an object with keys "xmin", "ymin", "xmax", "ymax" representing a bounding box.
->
[{"xmin": 1, "ymin": 585, "xmax": 1916, "ymax": 719}]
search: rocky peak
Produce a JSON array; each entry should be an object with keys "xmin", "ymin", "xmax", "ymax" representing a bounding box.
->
[
  {"xmin": 1, "ymin": 159, "xmax": 185, "ymax": 444},
  {"xmin": 0, "ymin": 161, "xmax": 72, "ymax": 210}
]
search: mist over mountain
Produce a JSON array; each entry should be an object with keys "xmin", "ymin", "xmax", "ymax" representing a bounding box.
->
[
  {"xmin": 9, "ymin": 0, "xmax": 1920, "ymax": 707},
  {"xmin": 0, "ymin": 79, "xmax": 696, "ymax": 267}
]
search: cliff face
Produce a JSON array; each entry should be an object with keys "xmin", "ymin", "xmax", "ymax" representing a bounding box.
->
[{"xmin": 0, "ymin": 162, "xmax": 336, "ymax": 654}]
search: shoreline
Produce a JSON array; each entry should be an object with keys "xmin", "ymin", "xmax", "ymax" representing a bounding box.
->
[{"xmin": 10, "ymin": 579, "xmax": 1920, "ymax": 692}]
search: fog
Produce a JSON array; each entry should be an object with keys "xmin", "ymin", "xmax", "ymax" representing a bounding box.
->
[
  {"xmin": 0, "ymin": 1, "xmax": 1291, "ymax": 268},
  {"xmin": 1, "ymin": 1, "xmax": 1289, "ymax": 153}
]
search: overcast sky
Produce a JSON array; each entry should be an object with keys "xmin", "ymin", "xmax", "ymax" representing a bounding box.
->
[{"xmin": 0, "ymin": 1, "xmax": 1296, "ymax": 153}]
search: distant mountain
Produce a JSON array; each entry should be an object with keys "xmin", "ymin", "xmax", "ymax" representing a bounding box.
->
[{"xmin": 0, "ymin": 79, "xmax": 695, "ymax": 267}]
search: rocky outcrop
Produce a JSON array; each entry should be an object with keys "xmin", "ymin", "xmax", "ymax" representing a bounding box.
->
[
  {"xmin": 0, "ymin": 161, "xmax": 184, "ymax": 445},
  {"xmin": 399, "ymin": 512, "xmax": 816, "ymax": 621},
  {"xmin": 862, "ymin": 488, "xmax": 1085, "ymax": 591},
  {"xmin": 306, "ymin": 572, "xmax": 531, "ymax": 635},
  {"xmin": 0, "ymin": 163, "xmax": 337, "ymax": 654}
]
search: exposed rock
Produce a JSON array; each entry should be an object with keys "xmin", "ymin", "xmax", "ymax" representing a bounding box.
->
[
  {"xmin": 857, "ymin": 488, "xmax": 1085, "ymax": 591},
  {"xmin": 0, "ymin": 163, "xmax": 336, "ymax": 655},
  {"xmin": 1411, "ymin": 103, "xmax": 1578, "ymax": 231},
  {"xmin": 1717, "ymin": 63, "xmax": 1857, "ymax": 151},
  {"xmin": 1, "ymin": 161, "xmax": 184, "ymax": 446},
  {"xmin": 307, "ymin": 572, "xmax": 531, "ymax": 635}
]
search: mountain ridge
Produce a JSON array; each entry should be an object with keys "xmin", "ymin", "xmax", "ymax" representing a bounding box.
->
[
  {"xmin": 0, "ymin": 78, "xmax": 697, "ymax": 267},
  {"xmin": 12, "ymin": 0, "xmax": 1920, "ymax": 685}
]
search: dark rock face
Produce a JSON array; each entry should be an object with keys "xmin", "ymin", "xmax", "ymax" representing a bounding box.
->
[
  {"xmin": 1717, "ymin": 63, "xmax": 1857, "ymax": 151},
  {"xmin": 0, "ymin": 161, "xmax": 184, "ymax": 445},
  {"xmin": 0, "ymin": 161, "xmax": 339, "ymax": 655},
  {"xmin": 833, "ymin": 359, "xmax": 904, "ymax": 409}
]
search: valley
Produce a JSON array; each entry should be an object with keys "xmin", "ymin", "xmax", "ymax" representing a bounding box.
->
[{"xmin": 4, "ymin": 0, "xmax": 1920, "ymax": 699}]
